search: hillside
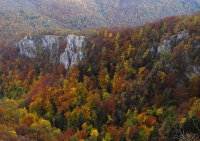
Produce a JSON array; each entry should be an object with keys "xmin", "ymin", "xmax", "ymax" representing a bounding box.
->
[
  {"xmin": 0, "ymin": 12, "xmax": 200, "ymax": 140},
  {"xmin": 1, "ymin": 0, "xmax": 200, "ymax": 42}
]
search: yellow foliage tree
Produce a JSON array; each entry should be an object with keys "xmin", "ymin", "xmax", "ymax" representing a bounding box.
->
[
  {"xmin": 90, "ymin": 129, "xmax": 99, "ymax": 137},
  {"xmin": 137, "ymin": 112, "xmax": 146, "ymax": 125},
  {"xmin": 156, "ymin": 107, "xmax": 163, "ymax": 116},
  {"xmin": 189, "ymin": 98, "xmax": 200, "ymax": 117}
]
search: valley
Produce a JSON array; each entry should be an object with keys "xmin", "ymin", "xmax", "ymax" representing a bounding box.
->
[{"xmin": 0, "ymin": 1, "xmax": 200, "ymax": 140}]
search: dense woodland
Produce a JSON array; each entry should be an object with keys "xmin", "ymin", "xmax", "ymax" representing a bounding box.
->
[{"xmin": 1, "ymin": 11, "xmax": 200, "ymax": 141}]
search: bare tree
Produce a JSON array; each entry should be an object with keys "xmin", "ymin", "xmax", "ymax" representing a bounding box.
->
[{"xmin": 169, "ymin": 117, "xmax": 200, "ymax": 141}]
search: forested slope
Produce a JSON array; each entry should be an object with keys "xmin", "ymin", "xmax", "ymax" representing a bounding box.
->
[
  {"xmin": 1, "ymin": 0, "xmax": 200, "ymax": 42},
  {"xmin": 0, "ymin": 13, "xmax": 200, "ymax": 140}
]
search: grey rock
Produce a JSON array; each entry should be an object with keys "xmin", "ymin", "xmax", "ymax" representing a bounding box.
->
[
  {"xmin": 16, "ymin": 35, "xmax": 60, "ymax": 60},
  {"xmin": 157, "ymin": 30, "xmax": 189, "ymax": 53},
  {"xmin": 60, "ymin": 35, "xmax": 85, "ymax": 69},
  {"xmin": 177, "ymin": 30, "xmax": 189, "ymax": 41},
  {"xmin": 157, "ymin": 39, "xmax": 172, "ymax": 53},
  {"xmin": 15, "ymin": 34, "xmax": 86, "ymax": 69}
]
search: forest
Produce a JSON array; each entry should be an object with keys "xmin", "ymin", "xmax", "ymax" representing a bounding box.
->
[
  {"xmin": 1, "ymin": 0, "xmax": 200, "ymax": 43},
  {"xmin": 0, "ymin": 10, "xmax": 200, "ymax": 141}
]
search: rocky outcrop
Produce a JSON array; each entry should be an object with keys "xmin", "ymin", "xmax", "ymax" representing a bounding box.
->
[
  {"xmin": 157, "ymin": 30, "xmax": 189, "ymax": 53},
  {"xmin": 60, "ymin": 35, "xmax": 85, "ymax": 69},
  {"xmin": 16, "ymin": 35, "xmax": 60, "ymax": 66},
  {"xmin": 157, "ymin": 39, "xmax": 174, "ymax": 53},
  {"xmin": 15, "ymin": 34, "xmax": 86, "ymax": 69},
  {"xmin": 177, "ymin": 30, "xmax": 189, "ymax": 41}
]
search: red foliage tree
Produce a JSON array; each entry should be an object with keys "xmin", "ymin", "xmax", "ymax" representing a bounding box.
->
[
  {"xmin": 106, "ymin": 126, "xmax": 125, "ymax": 141},
  {"xmin": 100, "ymin": 98, "xmax": 117, "ymax": 116},
  {"xmin": 76, "ymin": 130, "xmax": 88, "ymax": 139},
  {"xmin": 196, "ymin": 110, "xmax": 200, "ymax": 118},
  {"xmin": 173, "ymin": 84, "xmax": 188, "ymax": 103},
  {"xmin": 177, "ymin": 101, "xmax": 189, "ymax": 118},
  {"xmin": 153, "ymin": 94, "xmax": 162, "ymax": 106},
  {"xmin": 146, "ymin": 116, "xmax": 157, "ymax": 127},
  {"xmin": 16, "ymin": 124, "xmax": 29, "ymax": 136},
  {"xmin": 143, "ymin": 69, "xmax": 150, "ymax": 79},
  {"xmin": 22, "ymin": 115, "xmax": 34, "ymax": 127},
  {"xmin": 129, "ymin": 125, "xmax": 137, "ymax": 139},
  {"xmin": 166, "ymin": 72, "xmax": 176, "ymax": 88},
  {"xmin": 59, "ymin": 127, "xmax": 76, "ymax": 141}
]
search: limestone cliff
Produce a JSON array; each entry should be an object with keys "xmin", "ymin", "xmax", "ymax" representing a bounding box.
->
[
  {"xmin": 156, "ymin": 30, "xmax": 189, "ymax": 53},
  {"xmin": 60, "ymin": 35, "xmax": 85, "ymax": 69},
  {"xmin": 151, "ymin": 30, "xmax": 200, "ymax": 78},
  {"xmin": 15, "ymin": 34, "xmax": 86, "ymax": 69}
]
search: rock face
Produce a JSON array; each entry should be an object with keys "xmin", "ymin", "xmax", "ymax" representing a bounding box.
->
[
  {"xmin": 156, "ymin": 30, "xmax": 200, "ymax": 78},
  {"xmin": 157, "ymin": 30, "xmax": 189, "ymax": 53},
  {"xmin": 149, "ymin": 30, "xmax": 200, "ymax": 79},
  {"xmin": 177, "ymin": 30, "xmax": 189, "ymax": 41},
  {"xmin": 16, "ymin": 34, "xmax": 86, "ymax": 69},
  {"xmin": 157, "ymin": 39, "xmax": 174, "ymax": 53},
  {"xmin": 16, "ymin": 35, "xmax": 60, "ymax": 66},
  {"xmin": 60, "ymin": 35, "xmax": 85, "ymax": 69}
]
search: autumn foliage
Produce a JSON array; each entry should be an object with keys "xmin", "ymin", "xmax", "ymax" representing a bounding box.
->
[{"xmin": 1, "ymin": 13, "xmax": 200, "ymax": 140}]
